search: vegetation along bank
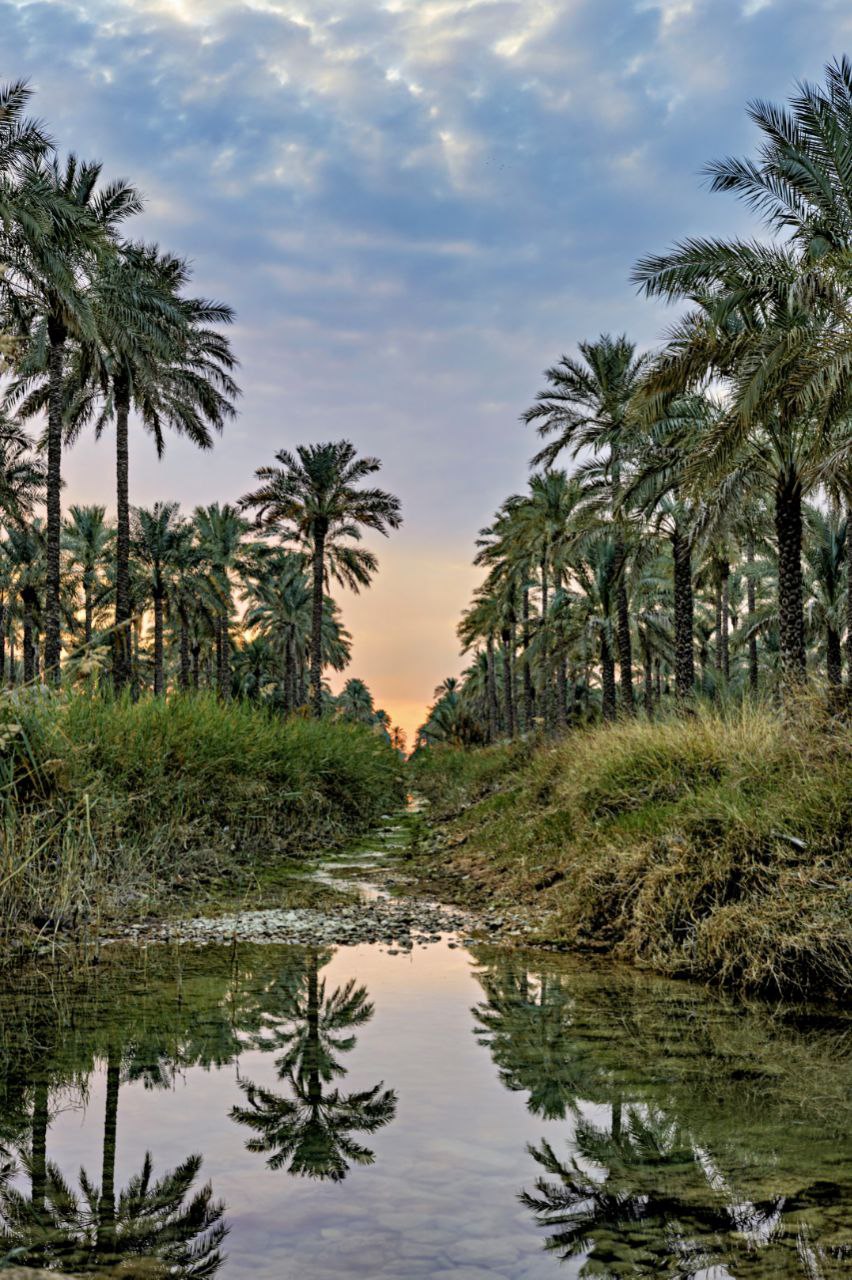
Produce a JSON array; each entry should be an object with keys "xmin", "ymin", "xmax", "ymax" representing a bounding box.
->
[{"xmin": 408, "ymin": 703, "xmax": 851, "ymax": 1002}]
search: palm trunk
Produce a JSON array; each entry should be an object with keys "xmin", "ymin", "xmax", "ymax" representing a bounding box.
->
[
  {"xmin": 614, "ymin": 538, "xmax": 635, "ymax": 714},
  {"xmin": 501, "ymin": 625, "xmax": 515, "ymax": 738},
  {"xmin": 827, "ymin": 626, "xmax": 842, "ymax": 688},
  {"xmin": 655, "ymin": 656, "xmax": 662, "ymax": 704},
  {"xmin": 642, "ymin": 634, "xmax": 654, "ymax": 718},
  {"xmin": 99, "ymin": 1046, "xmax": 120, "ymax": 1256},
  {"xmin": 720, "ymin": 560, "xmax": 730, "ymax": 680},
  {"xmin": 30, "ymin": 1078, "xmax": 48, "ymax": 1220},
  {"xmin": 44, "ymin": 318, "xmax": 66, "ymax": 684},
  {"xmin": 747, "ymin": 539, "xmax": 759, "ymax": 693},
  {"xmin": 22, "ymin": 588, "xmax": 37, "ymax": 684},
  {"xmin": 191, "ymin": 640, "xmax": 200, "ymax": 689},
  {"xmin": 555, "ymin": 569, "xmax": 568, "ymax": 728},
  {"xmin": 522, "ymin": 585, "xmax": 534, "ymax": 730},
  {"xmin": 846, "ymin": 506, "xmax": 852, "ymax": 690},
  {"xmin": 153, "ymin": 589, "xmax": 165, "ymax": 695},
  {"xmin": 540, "ymin": 555, "xmax": 556, "ymax": 732},
  {"xmin": 775, "ymin": 468, "xmax": 807, "ymax": 684},
  {"xmin": 714, "ymin": 580, "xmax": 723, "ymax": 676},
  {"xmin": 485, "ymin": 633, "xmax": 498, "ymax": 742},
  {"xmin": 83, "ymin": 573, "xmax": 93, "ymax": 648},
  {"xmin": 600, "ymin": 631, "xmax": 616, "ymax": 722},
  {"xmin": 310, "ymin": 522, "xmax": 327, "ymax": 717},
  {"xmin": 218, "ymin": 614, "xmax": 231, "ymax": 699},
  {"xmin": 0, "ymin": 599, "xmax": 5, "ymax": 685},
  {"xmin": 113, "ymin": 384, "xmax": 132, "ymax": 692},
  {"xmin": 179, "ymin": 607, "xmax": 190, "ymax": 690},
  {"xmin": 672, "ymin": 523, "xmax": 695, "ymax": 703}
]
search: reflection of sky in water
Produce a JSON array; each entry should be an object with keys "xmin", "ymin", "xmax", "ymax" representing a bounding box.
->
[
  {"xmin": 43, "ymin": 945, "xmax": 570, "ymax": 1279},
  {"xmin": 16, "ymin": 942, "xmax": 852, "ymax": 1280}
]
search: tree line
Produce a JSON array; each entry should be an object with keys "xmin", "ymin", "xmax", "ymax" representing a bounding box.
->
[
  {"xmin": 0, "ymin": 82, "xmax": 402, "ymax": 727},
  {"xmin": 419, "ymin": 58, "xmax": 852, "ymax": 748}
]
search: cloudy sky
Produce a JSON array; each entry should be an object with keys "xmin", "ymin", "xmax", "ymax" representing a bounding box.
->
[{"xmin": 5, "ymin": 0, "xmax": 852, "ymax": 738}]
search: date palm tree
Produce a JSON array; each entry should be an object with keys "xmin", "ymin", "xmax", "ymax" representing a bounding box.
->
[
  {"xmin": 523, "ymin": 336, "xmax": 651, "ymax": 713},
  {"xmin": 193, "ymin": 503, "xmax": 247, "ymax": 700},
  {"xmin": 241, "ymin": 442, "xmax": 401, "ymax": 717},
  {"xmin": 3, "ymin": 154, "xmax": 141, "ymax": 682},
  {"xmin": 131, "ymin": 502, "xmax": 188, "ymax": 696},
  {"xmin": 62, "ymin": 505, "xmax": 111, "ymax": 649}
]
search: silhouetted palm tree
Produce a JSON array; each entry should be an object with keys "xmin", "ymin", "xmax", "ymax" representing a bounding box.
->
[{"xmin": 241, "ymin": 442, "xmax": 401, "ymax": 716}]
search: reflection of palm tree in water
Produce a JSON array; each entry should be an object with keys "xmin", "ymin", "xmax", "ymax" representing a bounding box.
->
[
  {"xmin": 0, "ymin": 1041, "xmax": 227, "ymax": 1276},
  {"xmin": 1, "ymin": 1146, "xmax": 226, "ymax": 1276},
  {"xmin": 521, "ymin": 1087, "xmax": 850, "ymax": 1278},
  {"xmin": 231, "ymin": 947, "xmax": 397, "ymax": 1181},
  {"xmin": 472, "ymin": 958, "xmax": 592, "ymax": 1121},
  {"xmin": 472, "ymin": 954, "xmax": 850, "ymax": 1279}
]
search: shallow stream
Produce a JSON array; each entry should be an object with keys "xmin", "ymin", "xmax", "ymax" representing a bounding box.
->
[{"xmin": 0, "ymin": 938, "xmax": 849, "ymax": 1278}]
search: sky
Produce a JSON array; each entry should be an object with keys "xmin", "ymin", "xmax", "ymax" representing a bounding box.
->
[{"xmin": 4, "ymin": 0, "xmax": 852, "ymax": 742}]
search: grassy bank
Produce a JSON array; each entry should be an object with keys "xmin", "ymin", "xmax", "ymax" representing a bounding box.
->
[
  {"xmin": 409, "ymin": 704, "xmax": 852, "ymax": 1000},
  {"xmin": 0, "ymin": 691, "xmax": 404, "ymax": 945}
]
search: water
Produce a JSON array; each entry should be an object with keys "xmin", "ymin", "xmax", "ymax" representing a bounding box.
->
[{"xmin": 0, "ymin": 940, "xmax": 849, "ymax": 1278}]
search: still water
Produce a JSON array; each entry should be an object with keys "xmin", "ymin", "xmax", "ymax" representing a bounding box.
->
[{"xmin": 0, "ymin": 940, "xmax": 849, "ymax": 1278}]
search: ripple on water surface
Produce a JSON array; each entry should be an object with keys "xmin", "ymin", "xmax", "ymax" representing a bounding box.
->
[{"xmin": 0, "ymin": 941, "xmax": 849, "ymax": 1278}]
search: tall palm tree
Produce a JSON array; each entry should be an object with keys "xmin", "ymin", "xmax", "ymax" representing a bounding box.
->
[
  {"xmin": 4, "ymin": 154, "xmax": 141, "ymax": 682},
  {"xmin": 241, "ymin": 442, "xmax": 401, "ymax": 717},
  {"xmin": 523, "ymin": 336, "xmax": 651, "ymax": 713},
  {"xmin": 74, "ymin": 244, "xmax": 238, "ymax": 690}
]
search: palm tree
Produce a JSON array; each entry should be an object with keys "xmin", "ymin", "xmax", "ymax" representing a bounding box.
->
[
  {"xmin": 3, "ymin": 154, "xmax": 141, "ymax": 682},
  {"xmin": 193, "ymin": 503, "xmax": 247, "ymax": 700},
  {"xmin": 1, "ymin": 519, "xmax": 46, "ymax": 682},
  {"xmin": 131, "ymin": 502, "xmax": 187, "ymax": 696},
  {"xmin": 73, "ymin": 244, "xmax": 238, "ymax": 690},
  {"xmin": 803, "ymin": 503, "xmax": 848, "ymax": 690},
  {"xmin": 243, "ymin": 551, "xmax": 312, "ymax": 711},
  {"xmin": 523, "ymin": 336, "xmax": 651, "ymax": 713},
  {"xmin": 241, "ymin": 442, "xmax": 401, "ymax": 717},
  {"xmin": 633, "ymin": 61, "xmax": 852, "ymax": 686},
  {"xmin": 62, "ymin": 505, "xmax": 111, "ymax": 649}
]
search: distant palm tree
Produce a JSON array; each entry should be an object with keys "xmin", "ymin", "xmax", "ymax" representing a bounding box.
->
[
  {"xmin": 241, "ymin": 441, "xmax": 401, "ymax": 717},
  {"xmin": 193, "ymin": 503, "xmax": 248, "ymax": 699},
  {"xmin": 1, "ymin": 518, "xmax": 46, "ymax": 682},
  {"xmin": 524, "ymin": 336, "xmax": 651, "ymax": 713},
  {"xmin": 62, "ymin": 505, "xmax": 111, "ymax": 648},
  {"xmin": 803, "ymin": 504, "xmax": 847, "ymax": 690},
  {"xmin": 131, "ymin": 502, "xmax": 188, "ymax": 695}
]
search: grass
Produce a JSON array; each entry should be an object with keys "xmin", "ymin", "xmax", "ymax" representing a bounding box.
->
[
  {"xmin": 0, "ymin": 690, "xmax": 405, "ymax": 945},
  {"xmin": 409, "ymin": 700, "xmax": 852, "ymax": 1000}
]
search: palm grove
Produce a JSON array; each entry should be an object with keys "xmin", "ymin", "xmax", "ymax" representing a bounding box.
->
[
  {"xmin": 419, "ymin": 60, "xmax": 852, "ymax": 749},
  {"xmin": 0, "ymin": 83, "xmax": 402, "ymax": 734}
]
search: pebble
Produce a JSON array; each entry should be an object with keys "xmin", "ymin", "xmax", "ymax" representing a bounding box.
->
[{"xmin": 107, "ymin": 807, "xmax": 535, "ymax": 952}]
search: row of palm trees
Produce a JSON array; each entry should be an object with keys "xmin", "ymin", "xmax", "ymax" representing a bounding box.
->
[
  {"xmin": 418, "ymin": 57, "xmax": 852, "ymax": 748},
  {"xmin": 0, "ymin": 487, "xmax": 399, "ymax": 732},
  {"xmin": 0, "ymin": 82, "xmax": 402, "ymax": 718}
]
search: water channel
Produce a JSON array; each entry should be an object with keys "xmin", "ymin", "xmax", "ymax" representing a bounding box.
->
[{"xmin": 0, "ymin": 936, "xmax": 849, "ymax": 1278}]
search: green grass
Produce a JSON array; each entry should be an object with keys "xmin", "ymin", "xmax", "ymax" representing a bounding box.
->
[
  {"xmin": 0, "ymin": 691, "xmax": 404, "ymax": 943},
  {"xmin": 409, "ymin": 702, "xmax": 852, "ymax": 1000}
]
